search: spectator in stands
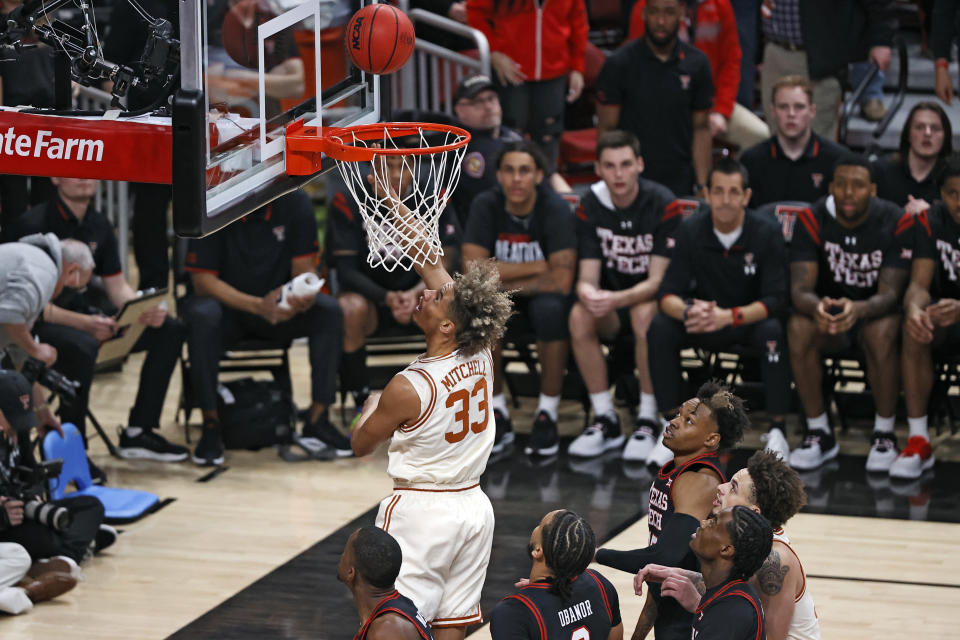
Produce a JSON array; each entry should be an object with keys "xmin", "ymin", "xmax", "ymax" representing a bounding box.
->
[
  {"xmin": 326, "ymin": 159, "xmax": 462, "ymax": 417},
  {"xmin": 731, "ymin": 0, "xmax": 759, "ymax": 109},
  {"xmin": 897, "ymin": 156, "xmax": 960, "ymax": 480},
  {"xmin": 596, "ymin": 0, "xmax": 713, "ymax": 196},
  {"xmin": 452, "ymin": 75, "xmax": 571, "ymax": 226},
  {"xmin": 102, "ymin": 0, "xmax": 179, "ymax": 290},
  {"xmin": 462, "ymin": 140, "xmax": 577, "ymax": 456},
  {"xmin": 467, "ymin": 0, "xmax": 588, "ymax": 170},
  {"xmin": 648, "ymin": 158, "xmax": 793, "ymax": 463},
  {"xmin": 10, "ymin": 179, "xmax": 187, "ymax": 472},
  {"xmin": 627, "ymin": 0, "xmax": 769, "ymax": 150},
  {"xmin": 849, "ymin": 61, "xmax": 887, "ymax": 122},
  {"xmin": 567, "ymin": 130, "xmax": 683, "ymax": 461},
  {"xmin": 874, "ymin": 102, "xmax": 953, "ymax": 210},
  {"xmin": 932, "ymin": 0, "xmax": 960, "ymax": 105},
  {"xmin": 0, "ymin": 540, "xmax": 76, "ymax": 615},
  {"xmin": 184, "ymin": 190, "xmax": 346, "ymax": 466},
  {"xmin": 740, "ymin": 76, "xmax": 846, "ymax": 208},
  {"xmin": 787, "ymin": 155, "xmax": 914, "ymax": 472},
  {"xmin": 758, "ymin": 0, "xmax": 894, "ymax": 139},
  {"xmin": 0, "ymin": 370, "xmax": 113, "ymax": 571},
  {"xmin": 0, "ymin": 0, "xmax": 55, "ymax": 242}
]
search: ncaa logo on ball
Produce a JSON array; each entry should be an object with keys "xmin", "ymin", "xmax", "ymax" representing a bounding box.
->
[{"xmin": 351, "ymin": 16, "xmax": 364, "ymax": 49}]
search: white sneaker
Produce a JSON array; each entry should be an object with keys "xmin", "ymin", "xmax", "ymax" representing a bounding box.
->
[
  {"xmin": 865, "ymin": 431, "xmax": 899, "ymax": 473},
  {"xmin": 569, "ymin": 415, "xmax": 623, "ymax": 458},
  {"xmin": 622, "ymin": 418, "xmax": 659, "ymax": 462},
  {"xmin": 888, "ymin": 436, "xmax": 935, "ymax": 480},
  {"xmin": 762, "ymin": 427, "xmax": 790, "ymax": 461},
  {"xmin": 645, "ymin": 432, "xmax": 673, "ymax": 469},
  {"xmin": 789, "ymin": 429, "xmax": 839, "ymax": 470}
]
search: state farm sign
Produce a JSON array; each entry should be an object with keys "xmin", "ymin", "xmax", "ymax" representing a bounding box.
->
[{"xmin": 0, "ymin": 110, "xmax": 172, "ymax": 183}]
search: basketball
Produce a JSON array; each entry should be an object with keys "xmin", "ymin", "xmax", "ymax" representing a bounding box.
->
[
  {"xmin": 345, "ymin": 4, "xmax": 415, "ymax": 75},
  {"xmin": 220, "ymin": 0, "xmax": 284, "ymax": 70}
]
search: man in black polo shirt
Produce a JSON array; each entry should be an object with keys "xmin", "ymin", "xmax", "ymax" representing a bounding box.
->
[
  {"xmin": 568, "ymin": 130, "xmax": 683, "ymax": 464},
  {"xmin": 184, "ymin": 189, "xmax": 346, "ymax": 466},
  {"xmin": 462, "ymin": 140, "xmax": 577, "ymax": 456},
  {"xmin": 895, "ymin": 156, "xmax": 960, "ymax": 480},
  {"xmin": 595, "ymin": 0, "xmax": 713, "ymax": 197},
  {"xmin": 326, "ymin": 158, "xmax": 462, "ymax": 418},
  {"xmin": 787, "ymin": 155, "xmax": 914, "ymax": 472},
  {"xmin": 647, "ymin": 158, "xmax": 793, "ymax": 458},
  {"xmin": 11, "ymin": 178, "xmax": 186, "ymax": 470},
  {"xmin": 740, "ymin": 75, "xmax": 846, "ymax": 208}
]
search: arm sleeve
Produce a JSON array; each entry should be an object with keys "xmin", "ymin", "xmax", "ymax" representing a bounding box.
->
[
  {"xmin": 463, "ymin": 195, "xmax": 498, "ymax": 250},
  {"xmin": 576, "ymin": 200, "xmax": 602, "ymax": 259},
  {"xmin": 758, "ymin": 223, "xmax": 788, "ymax": 316},
  {"xmin": 288, "ymin": 192, "xmax": 320, "ymax": 259},
  {"xmin": 489, "ymin": 597, "xmax": 537, "ymax": 640},
  {"xmin": 183, "ymin": 236, "xmax": 221, "ymax": 275},
  {"xmin": 789, "ymin": 207, "xmax": 820, "ymax": 263},
  {"xmin": 595, "ymin": 55, "xmax": 624, "ymax": 106},
  {"xmin": 0, "ymin": 274, "xmax": 42, "ymax": 325},
  {"xmin": 657, "ymin": 221, "xmax": 695, "ymax": 298},
  {"xmin": 931, "ymin": 0, "xmax": 959, "ymax": 59},
  {"xmin": 595, "ymin": 512, "xmax": 700, "ymax": 574},
  {"xmin": 710, "ymin": 1, "xmax": 742, "ymax": 119},
  {"xmin": 653, "ymin": 199, "xmax": 686, "ymax": 258},
  {"xmin": 567, "ymin": 0, "xmax": 589, "ymax": 74},
  {"xmin": 692, "ymin": 54, "xmax": 715, "ymax": 111},
  {"xmin": 695, "ymin": 597, "xmax": 757, "ymax": 640}
]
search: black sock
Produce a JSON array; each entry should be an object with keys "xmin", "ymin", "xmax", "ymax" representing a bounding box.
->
[{"xmin": 339, "ymin": 347, "xmax": 369, "ymax": 394}]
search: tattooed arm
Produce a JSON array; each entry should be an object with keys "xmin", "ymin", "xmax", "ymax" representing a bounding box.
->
[
  {"xmin": 853, "ymin": 266, "xmax": 910, "ymax": 320},
  {"xmin": 790, "ymin": 261, "xmax": 821, "ymax": 318},
  {"xmin": 750, "ymin": 544, "xmax": 803, "ymax": 640},
  {"xmin": 631, "ymin": 592, "xmax": 658, "ymax": 640}
]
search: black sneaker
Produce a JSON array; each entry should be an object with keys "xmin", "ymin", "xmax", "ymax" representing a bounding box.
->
[
  {"xmin": 87, "ymin": 457, "xmax": 107, "ymax": 485},
  {"xmin": 94, "ymin": 524, "xmax": 117, "ymax": 553},
  {"xmin": 491, "ymin": 409, "xmax": 515, "ymax": 455},
  {"xmin": 303, "ymin": 415, "xmax": 353, "ymax": 458},
  {"xmin": 192, "ymin": 419, "xmax": 225, "ymax": 466},
  {"xmin": 568, "ymin": 414, "xmax": 624, "ymax": 458},
  {"xmin": 118, "ymin": 427, "xmax": 189, "ymax": 462},
  {"xmin": 524, "ymin": 411, "xmax": 559, "ymax": 456},
  {"xmin": 788, "ymin": 428, "xmax": 838, "ymax": 471}
]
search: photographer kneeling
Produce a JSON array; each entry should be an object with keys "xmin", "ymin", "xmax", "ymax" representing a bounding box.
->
[{"xmin": 0, "ymin": 370, "xmax": 112, "ymax": 569}]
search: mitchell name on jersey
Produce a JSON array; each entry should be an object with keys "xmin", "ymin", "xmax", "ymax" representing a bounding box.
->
[{"xmin": 439, "ymin": 357, "xmax": 489, "ymax": 392}]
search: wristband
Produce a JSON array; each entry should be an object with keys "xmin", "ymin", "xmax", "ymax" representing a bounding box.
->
[
  {"xmin": 935, "ymin": 59, "xmax": 949, "ymax": 69},
  {"xmin": 731, "ymin": 306, "xmax": 745, "ymax": 328}
]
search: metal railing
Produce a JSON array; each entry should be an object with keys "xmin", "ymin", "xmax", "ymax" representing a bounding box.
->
[
  {"xmin": 838, "ymin": 36, "xmax": 909, "ymax": 150},
  {"xmin": 392, "ymin": 1, "xmax": 491, "ymax": 116},
  {"xmin": 74, "ymin": 85, "xmax": 132, "ymax": 276}
]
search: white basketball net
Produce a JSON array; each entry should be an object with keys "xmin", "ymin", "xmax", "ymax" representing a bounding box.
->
[{"xmin": 332, "ymin": 125, "xmax": 469, "ymax": 272}]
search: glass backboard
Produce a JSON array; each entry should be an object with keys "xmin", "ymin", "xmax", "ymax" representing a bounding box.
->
[{"xmin": 173, "ymin": 0, "xmax": 386, "ymax": 237}]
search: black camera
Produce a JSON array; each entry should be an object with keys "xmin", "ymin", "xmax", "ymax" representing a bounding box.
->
[
  {"xmin": 6, "ymin": 460, "xmax": 71, "ymax": 531},
  {"xmin": 20, "ymin": 358, "xmax": 81, "ymax": 400}
]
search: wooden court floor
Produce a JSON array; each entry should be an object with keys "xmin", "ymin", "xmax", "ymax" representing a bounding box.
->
[{"xmin": 4, "ymin": 342, "xmax": 959, "ymax": 638}]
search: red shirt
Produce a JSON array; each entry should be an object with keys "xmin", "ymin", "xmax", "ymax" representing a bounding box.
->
[{"xmin": 629, "ymin": 0, "xmax": 741, "ymax": 119}]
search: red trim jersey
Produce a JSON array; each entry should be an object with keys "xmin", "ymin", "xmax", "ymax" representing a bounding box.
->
[
  {"xmin": 490, "ymin": 569, "xmax": 621, "ymax": 639},
  {"xmin": 913, "ymin": 202, "xmax": 960, "ymax": 300},
  {"xmin": 353, "ymin": 590, "xmax": 433, "ymax": 640},
  {"xmin": 692, "ymin": 578, "xmax": 765, "ymax": 640}
]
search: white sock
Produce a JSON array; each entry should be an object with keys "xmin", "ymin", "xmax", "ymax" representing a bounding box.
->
[
  {"xmin": 589, "ymin": 391, "xmax": 615, "ymax": 420},
  {"xmin": 638, "ymin": 393, "xmax": 658, "ymax": 421},
  {"xmin": 874, "ymin": 414, "xmax": 895, "ymax": 433},
  {"xmin": 537, "ymin": 394, "xmax": 560, "ymax": 422},
  {"xmin": 492, "ymin": 394, "xmax": 509, "ymax": 416},
  {"xmin": 907, "ymin": 416, "xmax": 929, "ymax": 440},
  {"xmin": 807, "ymin": 413, "xmax": 830, "ymax": 433}
]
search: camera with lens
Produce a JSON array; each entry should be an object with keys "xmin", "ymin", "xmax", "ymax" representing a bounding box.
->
[
  {"xmin": 4, "ymin": 460, "xmax": 71, "ymax": 532},
  {"xmin": 20, "ymin": 358, "xmax": 81, "ymax": 400}
]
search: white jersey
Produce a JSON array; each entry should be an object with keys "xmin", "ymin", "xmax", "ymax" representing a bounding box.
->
[
  {"xmin": 773, "ymin": 528, "xmax": 821, "ymax": 640},
  {"xmin": 388, "ymin": 348, "xmax": 496, "ymax": 485}
]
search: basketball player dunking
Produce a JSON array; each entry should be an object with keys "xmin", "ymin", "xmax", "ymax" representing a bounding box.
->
[
  {"xmin": 352, "ymin": 163, "xmax": 513, "ymax": 640},
  {"xmin": 595, "ymin": 381, "xmax": 748, "ymax": 639}
]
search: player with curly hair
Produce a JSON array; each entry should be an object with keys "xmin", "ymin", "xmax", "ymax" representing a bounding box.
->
[
  {"xmin": 595, "ymin": 380, "xmax": 748, "ymax": 640},
  {"xmin": 351, "ymin": 171, "xmax": 513, "ymax": 639}
]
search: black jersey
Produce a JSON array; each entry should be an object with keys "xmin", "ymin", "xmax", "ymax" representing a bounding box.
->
[
  {"xmin": 490, "ymin": 569, "xmax": 621, "ymax": 640},
  {"xmin": 740, "ymin": 134, "xmax": 846, "ymax": 208},
  {"xmin": 453, "ymin": 126, "xmax": 523, "ymax": 225},
  {"xmin": 874, "ymin": 154, "xmax": 941, "ymax": 208},
  {"xmin": 692, "ymin": 579, "xmax": 765, "ymax": 640},
  {"xmin": 576, "ymin": 177, "xmax": 682, "ymax": 290},
  {"xmin": 914, "ymin": 202, "xmax": 960, "ymax": 300},
  {"xmin": 463, "ymin": 185, "xmax": 577, "ymax": 264},
  {"xmin": 647, "ymin": 452, "xmax": 725, "ymax": 640},
  {"xmin": 657, "ymin": 209, "xmax": 788, "ymax": 316},
  {"xmin": 791, "ymin": 196, "xmax": 914, "ymax": 301},
  {"xmin": 353, "ymin": 590, "xmax": 433, "ymax": 640}
]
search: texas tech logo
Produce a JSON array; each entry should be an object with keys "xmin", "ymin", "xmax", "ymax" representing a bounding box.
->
[
  {"xmin": 679, "ymin": 75, "xmax": 691, "ymax": 90},
  {"xmin": 811, "ymin": 172, "xmax": 824, "ymax": 189},
  {"xmin": 272, "ymin": 225, "xmax": 285, "ymax": 242},
  {"xmin": 766, "ymin": 340, "xmax": 780, "ymax": 363},
  {"xmin": 743, "ymin": 252, "xmax": 757, "ymax": 276},
  {"xmin": 19, "ymin": 394, "xmax": 30, "ymax": 410}
]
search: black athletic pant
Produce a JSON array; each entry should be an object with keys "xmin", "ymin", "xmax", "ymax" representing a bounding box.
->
[
  {"xmin": 647, "ymin": 313, "xmax": 792, "ymax": 415},
  {"xmin": 498, "ymin": 76, "xmax": 567, "ymax": 171},
  {"xmin": 35, "ymin": 317, "xmax": 185, "ymax": 437},
  {"xmin": 0, "ymin": 495, "xmax": 104, "ymax": 563},
  {"xmin": 131, "ymin": 183, "xmax": 173, "ymax": 290},
  {"xmin": 183, "ymin": 294, "xmax": 343, "ymax": 411}
]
